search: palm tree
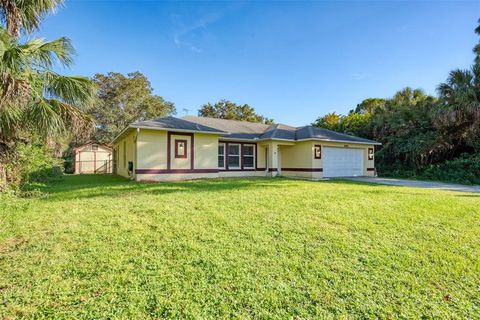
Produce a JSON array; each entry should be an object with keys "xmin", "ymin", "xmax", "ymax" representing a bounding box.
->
[
  {"xmin": 0, "ymin": 26, "xmax": 96, "ymax": 140},
  {"xmin": 474, "ymin": 18, "xmax": 480, "ymax": 65},
  {"xmin": 436, "ymin": 64, "xmax": 480, "ymax": 151},
  {"xmin": 0, "ymin": 0, "xmax": 63, "ymax": 37},
  {"xmin": 0, "ymin": 0, "xmax": 96, "ymax": 188}
]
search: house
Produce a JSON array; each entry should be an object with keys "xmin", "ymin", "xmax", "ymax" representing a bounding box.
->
[
  {"xmin": 111, "ymin": 116, "xmax": 380, "ymax": 181},
  {"xmin": 73, "ymin": 143, "xmax": 112, "ymax": 174}
]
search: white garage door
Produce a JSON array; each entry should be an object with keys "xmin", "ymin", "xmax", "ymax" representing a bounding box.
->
[{"xmin": 323, "ymin": 147, "xmax": 364, "ymax": 178}]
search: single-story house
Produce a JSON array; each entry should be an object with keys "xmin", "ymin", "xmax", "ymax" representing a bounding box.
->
[
  {"xmin": 111, "ymin": 116, "xmax": 381, "ymax": 181},
  {"xmin": 73, "ymin": 143, "xmax": 112, "ymax": 174}
]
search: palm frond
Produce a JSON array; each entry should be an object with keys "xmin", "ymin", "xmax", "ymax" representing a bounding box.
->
[
  {"xmin": 20, "ymin": 36, "xmax": 74, "ymax": 68},
  {"xmin": 0, "ymin": 0, "xmax": 64, "ymax": 36},
  {"xmin": 0, "ymin": 103, "xmax": 22, "ymax": 137},
  {"xmin": 24, "ymin": 98, "xmax": 64, "ymax": 135},
  {"xmin": 43, "ymin": 71, "xmax": 97, "ymax": 108}
]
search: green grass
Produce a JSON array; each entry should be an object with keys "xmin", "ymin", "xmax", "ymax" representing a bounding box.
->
[{"xmin": 1, "ymin": 175, "xmax": 479, "ymax": 319}]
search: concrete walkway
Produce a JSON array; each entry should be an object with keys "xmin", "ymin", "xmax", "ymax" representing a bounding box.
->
[{"xmin": 343, "ymin": 177, "xmax": 480, "ymax": 193}]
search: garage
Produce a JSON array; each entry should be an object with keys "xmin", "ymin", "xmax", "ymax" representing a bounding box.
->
[{"xmin": 323, "ymin": 147, "xmax": 364, "ymax": 177}]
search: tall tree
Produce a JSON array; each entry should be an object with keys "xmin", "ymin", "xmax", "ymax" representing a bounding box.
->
[
  {"xmin": 436, "ymin": 65, "xmax": 480, "ymax": 151},
  {"xmin": 354, "ymin": 98, "xmax": 386, "ymax": 114},
  {"xmin": 0, "ymin": 0, "xmax": 63, "ymax": 37},
  {"xmin": 0, "ymin": 0, "xmax": 95, "ymax": 188},
  {"xmin": 198, "ymin": 100, "xmax": 273, "ymax": 124},
  {"xmin": 312, "ymin": 112, "xmax": 341, "ymax": 131},
  {"xmin": 474, "ymin": 18, "xmax": 480, "ymax": 65},
  {"xmin": 89, "ymin": 72, "xmax": 175, "ymax": 144}
]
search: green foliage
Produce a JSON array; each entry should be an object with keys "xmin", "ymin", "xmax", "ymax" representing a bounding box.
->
[
  {"xmin": 4, "ymin": 137, "xmax": 62, "ymax": 189},
  {"xmin": 0, "ymin": 0, "xmax": 64, "ymax": 37},
  {"xmin": 89, "ymin": 72, "xmax": 175, "ymax": 144},
  {"xmin": 0, "ymin": 1, "xmax": 95, "ymax": 190},
  {"xmin": 421, "ymin": 153, "xmax": 480, "ymax": 185},
  {"xmin": 198, "ymin": 99, "xmax": 273, "ymax": 124},
  {"xmin": 354, "ymin": 98, "xmax": 386, "ymax": 114},
  {"xmin": 0, "ymin": 27, "xmax": 96, "ymax": 140},
  {"xmin": 1, "ymin": 175, "xmax": 479, "ymax": 318}
]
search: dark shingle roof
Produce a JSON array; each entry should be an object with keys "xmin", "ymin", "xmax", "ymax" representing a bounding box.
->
[
  {"xmin": 182, "ymin": 116, "xmax": 270, "ymax": 140},
  {"xmin": 258, "ymin": 124, "xmax": 297, "ymax": 140},
  {"xmin": 295, "ymin": 126, "xmax": 379, "ymax": 144},
  {"xmin": 132, "ymin": 116, "xmax": 225, "ymax": 134},
  {"xmin": 121, "ymin": 115, "xmax": 380, "ymax": 145}
]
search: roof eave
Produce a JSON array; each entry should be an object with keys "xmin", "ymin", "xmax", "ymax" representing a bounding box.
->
[
  {"xmin": 296, "ymin": 138, "xmax": 382, "ymax": 145},
  {"xmin": 130, "ymin": 125, "xmax": 225, "ymax": 135}
]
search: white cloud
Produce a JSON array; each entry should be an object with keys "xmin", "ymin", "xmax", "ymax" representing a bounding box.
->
[{"xmin": 171, "ymin": 12, "xmax": 223, "ymax": 53}]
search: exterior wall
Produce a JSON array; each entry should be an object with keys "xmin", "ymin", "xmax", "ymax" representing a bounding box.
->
[
  {"xmin": 170, "ymin": 133, "xmax": 192, "ymax": 170},
  {"xmin": 113, "ymin": 131, "xmax": 136, "ymax": 178},
  {"xmin": 137, "ymin": 173, "xmax": 219, "ymax": 181},
  {"xmin": 280, "ymin": 141, "xmax": 316, "ymax": 179},
  {"xmin": 135, "ymin": 131, "xmax": 220, "ymax": 181},
  {"xmin": 194, "ymin": 134, "xmax": 218, "ymax": 170},
  {"xmin": 256, "ymin": 144, "xmax": 267, "ymax": 171},
  {"xmin": 219, "ymin": 171, "xmax": 267, "ymax": 178},
  {"xmin": 137, "ymin": 129, "xmax": 168, "ymax": 171}
]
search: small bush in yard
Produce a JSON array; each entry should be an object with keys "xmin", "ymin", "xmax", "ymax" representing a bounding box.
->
[{"xmin": 4, "ymin": 138, "xmax": 63, "ymax": 191}]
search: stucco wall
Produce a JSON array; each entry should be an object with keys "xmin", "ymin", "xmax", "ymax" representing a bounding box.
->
[
  {"xmin": 280, "ymin": 141, "xmax": 314, "ymax": 169},
  {"xmin": 136, "ymin": 173, "xmax": 219, "ymax": 181},
  {"xmin": 219, "ymin": 171, "xmax": 267, "ymax": 178},
  {"xmin": 113, "ymin": 131, "xmax": 136, "ymax": 178},
  {"xmin": 194, "ymin": 134, "xmax": 218, "ymax": 169},
  {"xmin": 137, "ymin": 129, "xmax": 167, "ymax": 170},
  {"xmin": 170, "ymin": 133, "xmax": 192, "ymax": 170}
]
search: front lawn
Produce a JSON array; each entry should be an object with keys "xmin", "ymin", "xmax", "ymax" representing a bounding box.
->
[{"xmin": 1, "ymin": 175, "xmax": 479, "ymax": 319}]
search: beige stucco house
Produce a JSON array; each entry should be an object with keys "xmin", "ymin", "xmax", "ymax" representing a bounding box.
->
[{"xmin": 112, "ymin": 116, "xmax": 380, "ymax": 181}]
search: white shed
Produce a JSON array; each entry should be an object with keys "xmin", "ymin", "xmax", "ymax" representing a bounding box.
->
[{"xmin": 74, "ymin": 143, "xmax": 112, "ymax": 174}]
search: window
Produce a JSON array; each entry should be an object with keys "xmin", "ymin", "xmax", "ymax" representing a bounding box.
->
[
  {"xmin": 218, "ymin": 143, "xmax": 225, "ymax": 169},
  {"xmin": 314, "ymin": 145, "xmax": 321, "ymax": 159},
  {"xmin": 92, "ymin": 144, "xmax": 98, "ymax": 151},
  {"xmin": 228, "ymin": 144, "xmax": 240, "ymax": 169},
  {"xmin": 123, "ymin": 141, "xmax": 126, "ymax": 168},
  {"xmin": 242, "ymin": 144, "xmax": 255, "ymax": 169},
  {"xmin": 368, "ymin": 147, "xmax": 374, "ymax": 160},
  {"xmin": 175, "ymin": 140, "xmax": 187, "ymax": 158}
]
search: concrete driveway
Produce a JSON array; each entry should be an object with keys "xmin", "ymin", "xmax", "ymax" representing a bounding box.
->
[{"xmin": 343, "ymin": 177, "xmax": 480, "ymax": 193}]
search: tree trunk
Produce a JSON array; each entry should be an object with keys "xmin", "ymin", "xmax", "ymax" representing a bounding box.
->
[
  {"xmin": 1, "ymin": 0, "xmax": 21, "ymax": 37},
  {"xmin": 0, "ymin": 162, "xmax": 6, "ymax": 191}
]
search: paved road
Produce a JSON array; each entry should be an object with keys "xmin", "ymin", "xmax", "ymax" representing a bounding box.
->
[{"xmin": 343, "ymin": 177, "xmax": 480, "ymax": 193}]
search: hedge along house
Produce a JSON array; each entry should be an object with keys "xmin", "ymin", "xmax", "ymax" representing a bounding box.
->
[{"xmin": 111, "ymin": 116, "xmax": 381, "ymax": 181}]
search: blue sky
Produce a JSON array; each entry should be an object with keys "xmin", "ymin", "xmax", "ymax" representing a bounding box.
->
[{"xmin": 39, "ymin": 1, "xmax": 479, "ymax": 126}]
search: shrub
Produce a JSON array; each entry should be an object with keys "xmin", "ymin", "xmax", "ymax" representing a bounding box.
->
[
  {"xmin": 4, "ymin": 138, "xmax": 63, "ymax": 190},
  {"xmin": 421, "ymin": 153, "xmax": 480, "ymax": 185}
]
